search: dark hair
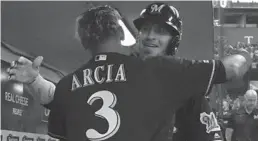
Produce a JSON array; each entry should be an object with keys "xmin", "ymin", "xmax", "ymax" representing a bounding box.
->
[{"xmin": 76, "ymin": 5, "xmax": 123, "ymax": 49}]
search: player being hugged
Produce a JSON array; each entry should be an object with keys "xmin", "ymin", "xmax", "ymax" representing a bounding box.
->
[{"xmin": 7, "ymin": 4, "xmax": 252, "ymax": 141}]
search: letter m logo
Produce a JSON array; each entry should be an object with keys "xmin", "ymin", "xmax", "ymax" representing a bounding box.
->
[{"xmin": 150, "ymin": 4, "xmax": 165, "ymax": 13}]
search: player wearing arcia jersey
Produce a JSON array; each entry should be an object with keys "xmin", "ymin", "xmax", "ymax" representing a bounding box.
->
[{"xmin": 7, "ymin": 4, "xmax": 252, "ymax": 141}]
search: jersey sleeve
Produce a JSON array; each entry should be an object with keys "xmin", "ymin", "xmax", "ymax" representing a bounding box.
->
[
  {"xmin": 159, "ymin": 56, "xmax": 226, "ymax": 94},
  {"xmin": 179, "ymin": 58, "xmax": 226, "ymax": 96},
  {"xmin": 147, "ymin": 56, "xmax": 227, "ymax": 107},
  {"xmin": 47, "ymin": 78, "xmax": 68, "ymax": 140}
]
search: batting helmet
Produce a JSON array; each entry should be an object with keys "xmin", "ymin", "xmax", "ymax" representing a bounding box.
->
[{"xmin": 133, "ymin": 2, "xmax": 183, "ymax": 55}]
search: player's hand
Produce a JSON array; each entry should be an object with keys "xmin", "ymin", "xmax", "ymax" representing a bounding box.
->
[
  {"xmin": 232, "ymin": 48, "xmax": 252, "ymax": 68},
  {"xmin": 7, "ymin": 56, "xmax": 43, "ymax": 84}
]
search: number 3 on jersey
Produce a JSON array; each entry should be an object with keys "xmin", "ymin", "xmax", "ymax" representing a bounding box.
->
[{"xmin": 86, "ymin": 90, "xmax": 121, "ymax": 141}]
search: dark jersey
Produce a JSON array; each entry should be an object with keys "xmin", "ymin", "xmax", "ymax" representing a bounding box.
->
[
  {"xmin": 223, "ymin": 107, "xmax": 258, "ymax": 141},
  {"xmin": 172, "ymin": 96, "xmax": 224, "ymax": 141},
  {"xmin": 47, "ymin": 53, "xmax": 226, "ymax": 141}
]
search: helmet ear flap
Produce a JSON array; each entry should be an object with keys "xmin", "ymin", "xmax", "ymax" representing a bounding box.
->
[{"xmin": 166, "ymin": 35, "xmax": 180, "ymax": 55}]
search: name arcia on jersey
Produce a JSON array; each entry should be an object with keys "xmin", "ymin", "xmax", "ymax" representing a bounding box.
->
[{"xmin": 71, "ymin": 64, "xmax": 127, "ymax": 91}]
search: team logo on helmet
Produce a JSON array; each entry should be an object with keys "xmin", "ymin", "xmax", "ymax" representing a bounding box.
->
[
  {"xmin": 200, "ymin": 112, "xmax": 221, "ymax": 133},
  {"xmin": 150, "ymin": 4, "xmax": 165, "ymax": 13}
]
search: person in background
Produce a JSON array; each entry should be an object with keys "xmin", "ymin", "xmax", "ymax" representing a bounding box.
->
[{"xmin": 221, "ymin": 89, "xmax": 258, "ymax": 141}]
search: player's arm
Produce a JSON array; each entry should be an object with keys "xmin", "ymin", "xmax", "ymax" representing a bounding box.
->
[
  {"xmin": 47, "ymin": 78, "xmax": 68, "ymax": 140},
  {"xmin": 181, "ymin": 48, "xmax": 251, "ymax": 95},
  {"xmin": 7, "ymin": 56, "xmax": 56, "ymax": 105},
  {"xmin": 150, "ymin": 48, "xmax": 251, "ymax": 106},
  {"xmin": 29, "ymin": 75, "xmax": 56, "ymax": 105}
]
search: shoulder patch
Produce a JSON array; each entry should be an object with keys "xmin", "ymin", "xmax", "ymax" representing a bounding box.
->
[{"xmin": 200, "ymin": 112, "xmax": 221, "ymax": 133}]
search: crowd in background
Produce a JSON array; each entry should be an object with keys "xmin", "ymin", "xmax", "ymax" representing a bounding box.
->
[
  {"xmin": 214, "ymin": 37, "xmax": 258, "ymax": 67},
  {"xmin": 213, "ymin": 37, "xmax": 258, "ymax": 141}
]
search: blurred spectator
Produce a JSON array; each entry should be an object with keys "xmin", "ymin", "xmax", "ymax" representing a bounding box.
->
[
  {"xmin": 214, "ymin": 37, "xmax": 258, "ymax": 141},
  {"xmin": 223, "ymin": 100, "xmax": 230, "ymax": 112},
  {"xmin": 214, "ymin": 37, "xmax": 258, "ymax": 65},
  {"xmin": 232, "ymin": 97, "xmax": 243, "ymax": 111},
  {"xmin": 224, "ymin": 45, "xmax": 234, "ymax": 56},
  {"xmin": 253, "ymin": 50, "xmax": 258, "ymax": 62},
  {"xmin": 220, "ymin": 90, "xmax": 258, "ymax": 141}
]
